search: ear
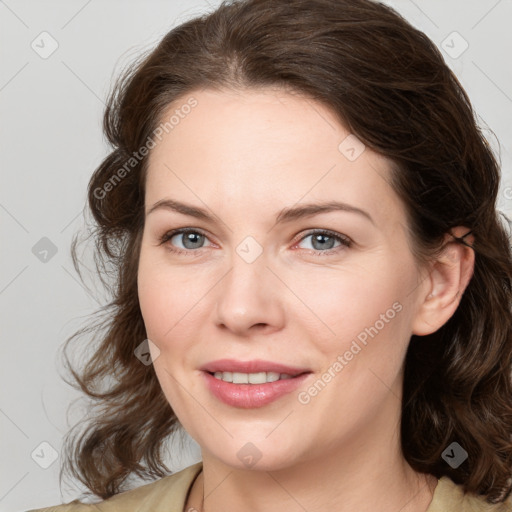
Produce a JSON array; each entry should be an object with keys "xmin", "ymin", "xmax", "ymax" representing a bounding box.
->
[{"xmin": 411, "ymin": 226, "xmax": 475, "ymax": 336}]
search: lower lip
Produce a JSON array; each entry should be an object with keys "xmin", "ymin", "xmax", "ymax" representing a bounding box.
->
[{"xmin": 202, "ymin": 371, "xmax": 311, "ymax": 408}]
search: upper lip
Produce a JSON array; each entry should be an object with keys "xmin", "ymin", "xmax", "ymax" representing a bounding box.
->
[{"xmin": 200, "ymin": 359, "xmax": 311, "ymax": 376}]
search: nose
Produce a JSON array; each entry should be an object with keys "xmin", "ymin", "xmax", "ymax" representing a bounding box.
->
[{"xmin": 213, "ymin": 248, "xmax": 286, "ymax": 337}]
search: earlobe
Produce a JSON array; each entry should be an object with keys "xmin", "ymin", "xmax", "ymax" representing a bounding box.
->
[{"xmin": 411, "ymin": 227, "xmax": 475, "ymax": 336}]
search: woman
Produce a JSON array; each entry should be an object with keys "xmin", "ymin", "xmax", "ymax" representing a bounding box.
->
[{"xmin": 30, "ymin": 0, "xmax": 512, "ymax": 510}]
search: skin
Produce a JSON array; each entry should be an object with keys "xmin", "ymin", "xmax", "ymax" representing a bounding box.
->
[{"xmin": 137, "ymin": 87, "xmax": 475, "ymax": 512}]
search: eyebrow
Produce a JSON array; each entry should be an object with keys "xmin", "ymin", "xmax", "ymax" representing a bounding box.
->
[{"xmin": 146, "ymin": 198, "xmax": 375, "ymax": 226}]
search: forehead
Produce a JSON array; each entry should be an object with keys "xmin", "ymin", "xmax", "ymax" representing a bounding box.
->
[{"xmin": 144, "ymin": 87, "xmax": 405, "ymax": 231}]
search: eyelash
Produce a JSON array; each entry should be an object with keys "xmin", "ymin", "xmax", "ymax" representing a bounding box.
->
[{"xmin": 158, "ymin": 228, "xmax": 352, "ymax": 257}]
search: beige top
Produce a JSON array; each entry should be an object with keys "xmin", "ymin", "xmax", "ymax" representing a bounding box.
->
[{"xmin": 28, "ymin": 462, "xmax": 512, "ymax": 512}]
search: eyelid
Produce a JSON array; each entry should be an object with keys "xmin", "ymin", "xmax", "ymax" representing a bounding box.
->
[
  {"xmin": 158, "ymin": 227, "xmax": 214, "ymax": 251},
  {"xmin": 159, "ymin": 227, "xmax": 352, "ymax": 255},
  {"xmin": 291, "ymin": 229, "xmax": 352, "ymax": 255},
  {"xmin": 293, "ymin": 228, "xmax": 351, "ymax": 246}
]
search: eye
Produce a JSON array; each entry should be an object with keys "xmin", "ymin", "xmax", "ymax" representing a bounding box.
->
[
  {"xmin": 158, "ymin": 227, "xmax": 351, "ymax": 257},
  {"xmin": 159, "ymin": 228, "xmax": 212, "ymax": 254},
  {"xmin": 295, "ymin": 229, "xmax": 351, "ymax": 255}
]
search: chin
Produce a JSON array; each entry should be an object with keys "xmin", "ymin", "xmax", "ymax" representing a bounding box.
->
[{"xmin": 202, "ymin": 437, "xmax": 304, "ymax": 472}]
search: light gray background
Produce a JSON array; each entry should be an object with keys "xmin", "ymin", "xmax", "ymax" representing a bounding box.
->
[{"xmin": 1, "ymin": 0, "xmax": 511, "ymax": 510}]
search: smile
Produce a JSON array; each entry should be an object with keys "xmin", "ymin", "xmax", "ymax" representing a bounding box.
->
[
  {"xmin": 210, "ymin": 371, "xmax": 294, "ymax": 384},
  {"xmin": 202, "ymin": 370, "xmax": 311, "ymax": 408}
]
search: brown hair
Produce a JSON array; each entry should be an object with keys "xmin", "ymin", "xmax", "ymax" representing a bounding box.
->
[{"xmin": 61, "ymin": 0, "xmax": 512, "ymax": 503}]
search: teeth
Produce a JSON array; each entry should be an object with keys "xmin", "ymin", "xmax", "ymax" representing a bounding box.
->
[{"xmin": 212, "ymin": 371, "xmax": 293, "ymax": 383}]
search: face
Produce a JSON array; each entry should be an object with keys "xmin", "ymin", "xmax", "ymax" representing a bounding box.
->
[{"xmin": 137, "ymin": 87, "xmax": 428, "ymax": 471}]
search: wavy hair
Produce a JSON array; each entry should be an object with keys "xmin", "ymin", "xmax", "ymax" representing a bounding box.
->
[{"xmin": 60, "ymin": 0, "xmax": 512, "ymax": 502}]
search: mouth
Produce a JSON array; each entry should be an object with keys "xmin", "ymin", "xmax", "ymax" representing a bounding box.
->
[
  {"xmin": 199, "ymin": 359, "xmax": 313, "ymax": 408},
  {"xmin": 200, "ymin": 358, "xmax": 311, "ymax": 377},
  {"xmin": 205, "ymin": 370, "xmax": 310, "ymax": 384}
]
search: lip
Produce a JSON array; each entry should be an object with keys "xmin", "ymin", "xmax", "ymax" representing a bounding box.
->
[
  {"xmin": 200, "ymin": 358, "xmax": 310, "ymax": 376},
  {"xmin": 202, "ymin": 371, "xmax": 311, "ymax": 408}
]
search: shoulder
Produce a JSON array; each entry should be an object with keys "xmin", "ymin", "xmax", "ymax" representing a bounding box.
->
[
  {"xmin": 428, "ymin": 476, "xmax": 512, "ymax": 512},
  {"xmin": 26, "ymin": 461, "xmax": 203, "ymax": 512}
]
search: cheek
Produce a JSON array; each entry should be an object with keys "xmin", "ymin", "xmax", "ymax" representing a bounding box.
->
[
  {"xmin": 137, "ymin": 249, "xmax": 215, "ymax": 375},
  {"xmin": 137, "ymin": 256, "xmax": 202, "ymax": 422},
  {"xmin": 288, "ymin": 259, "xmax": 406, "ymax": 344},
  {"xmin": 137, "ymin": 248, "xmax": 198, "ymax": 336},
  {"xmin": 137, "ymin": 263, "xmax": 170, "ymax": 340},
  {"xmin": 138, "ymin": 248, "xmax": 181, "ymax": 353}
]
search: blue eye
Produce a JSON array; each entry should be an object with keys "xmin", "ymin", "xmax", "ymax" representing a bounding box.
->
[
  {"xmin": 296, "ymin": 229, "xmax": 351, "ymax": 255},
  {"xmin": 159, "ymin": 229, "xmax": 211, "ymax": 253},
  {"xmin": 159, "ymin": 228, "xmax": 351, "ymax": 256}
]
